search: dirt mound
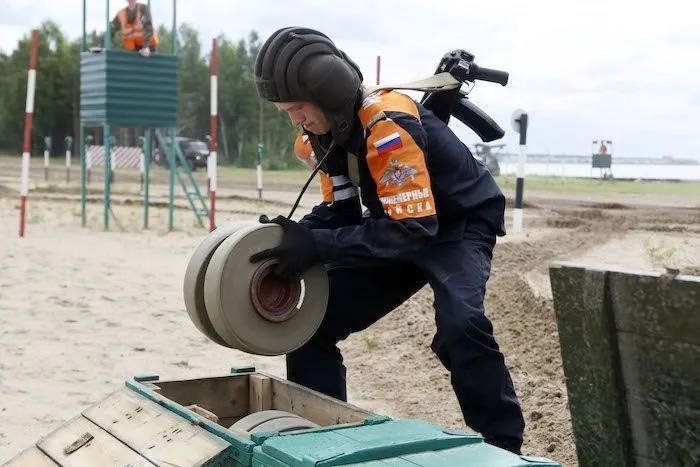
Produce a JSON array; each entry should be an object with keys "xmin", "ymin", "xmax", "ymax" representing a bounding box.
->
[
  {"xmin": 544, "ymin": 208, "xmax": 645, "ymax": 236},
  {"xmin": 586, "ymin": 202, "xmax": 630, "ymax": 210},
  {"xmin": 546, "ymin": 217, "xmax": 584, "ymax": 229},
  {"xmin": 575, "ymin": 208, "xmax": 611, "ymax": 221},
  {"xmin": 682, "ymin": 266, "xmax": 700, "ymax": 276},
  {"xmin": 505, "ymin": 198, "xmax": 539, "ymax": 209},
  {"xmin": 486, "ymin": 274, "xmax": 574, "ymax": 464}
]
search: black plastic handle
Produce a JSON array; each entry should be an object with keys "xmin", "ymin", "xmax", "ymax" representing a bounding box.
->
[
  {"xmin": 451, "ymin": 95, "xmax": 505, "ymax": 142},
  {"xmin": 472, "ymin": 65, "xmax": 509, "ymax": 86}
]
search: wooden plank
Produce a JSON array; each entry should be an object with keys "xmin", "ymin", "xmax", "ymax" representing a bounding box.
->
[
  {"xmin": 270, "ymin": 377, "xmax": 373, "ymax": 427},
  {"xmin": 249, "ymin": 374, "xmax": 272, "ymax": 412},
  {"xmin": 142, "ymin": 382, "xmax": 162, "ymax": 393},
  {"xmin": 154, "ymin": 374, "xmax": 249, "ymax": 419},
  {"xmin": 3, "ymin": 445, "xmax": 60, "ymax": 467},
  {"xmin": 36, "ymin": 414, "xmax": 155, "ymax": 466},
  {"xmin": 186, "ymin": 404, "xmax": 220, "ymax": 423},
  {"xmin": 617, "ymin": 331, "xmax": 700, "ymax": 406},
  {"xmin": 609, "ymin": 269, "xmax": 700, "ymax": 344},
  {"xmin": 634, "ymin": 455, "xmax": 666, "ymax": 467},
  {"xmin": 608, "ymin": 269, "xmax": 700, "ymax": 467},
  {"xmin": 549, "ymin": 263, "xmax": 633, "ymax": 467},
  {"xmin": 82, "ymin": 387, "xmax": 231, "ymax": 466},
  {"xmin": 626, "ymin": 396, "xmax": 699, "ymax": 466},
  {"xmin": 551, "ymin": 262, "xmax": 700, "ymax": 467}
]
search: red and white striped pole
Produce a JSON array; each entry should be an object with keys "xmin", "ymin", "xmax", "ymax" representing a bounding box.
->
[
  {"xmin": 19, "ymin": 29, "xmax": 40, "ymax": 238},
  {"xmin": 208, "ymin": 38, "xmax": 218, "ymax": 232}
]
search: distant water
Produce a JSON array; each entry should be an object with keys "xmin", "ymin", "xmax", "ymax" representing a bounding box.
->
[{"xmin": 498, "ymin": 162, "xmax": 700, "ymax": 181}]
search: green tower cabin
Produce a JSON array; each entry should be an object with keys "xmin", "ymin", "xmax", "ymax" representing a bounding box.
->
[{"xmin": 79, "ymin": 0, "xmax": 208, "ymax": 231}]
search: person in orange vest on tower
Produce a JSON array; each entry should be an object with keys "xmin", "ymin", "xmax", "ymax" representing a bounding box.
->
[{"xmin": 110, "ymin": 0, "xmax": 159, "ymax": 56}]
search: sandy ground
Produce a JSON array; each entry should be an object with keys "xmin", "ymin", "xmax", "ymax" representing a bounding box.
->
[{"xmin": 1, "ymin": 170, "xmax": 699, "ymax": 466}]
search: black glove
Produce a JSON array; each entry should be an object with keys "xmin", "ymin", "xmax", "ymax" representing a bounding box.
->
[{"xmin": 249, "ymin": 215, "xmax": 320, "ymax": 279}]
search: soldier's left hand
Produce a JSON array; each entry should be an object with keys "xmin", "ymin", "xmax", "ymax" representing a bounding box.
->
[{"xmin": 249, "ymin": 215, "xmax": 320, "ymax": 279}]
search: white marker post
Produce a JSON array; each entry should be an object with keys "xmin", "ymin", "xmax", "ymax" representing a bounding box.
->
[
  {"xmin": 256, "ymin": 142, "xmax": 264, "ymax": 200},
  {"xmin": 86, "ymin": 136, "xmax": 93, "ymax": 184},
  {"xmin": 43, "ymin": 136, "xmax": 51, "ymax": 181},
  {"xmin": 65, "ymin": 136, "xmax": 72, "ymax": 183},
  {"xmin": 511, "ymin": 109, "xmax": 528, "ymax": 232}
]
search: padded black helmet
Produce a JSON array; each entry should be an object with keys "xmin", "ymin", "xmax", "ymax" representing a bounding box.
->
[{"xmin": 254, "ymin": 27, "xmax": 364, "ymax": 145}]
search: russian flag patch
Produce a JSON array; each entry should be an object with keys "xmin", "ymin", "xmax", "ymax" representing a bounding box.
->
[{"xmin": 373, "ymin": 132, "xmax": 403, "ymax": 155}]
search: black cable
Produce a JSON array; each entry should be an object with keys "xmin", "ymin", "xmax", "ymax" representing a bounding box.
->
[{"xmin": 287, "ymin": 141, "xmax": 336, "ymax": 219}]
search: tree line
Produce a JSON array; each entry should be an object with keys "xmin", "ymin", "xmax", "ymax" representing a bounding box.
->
[{"xmin": 0, "ymin": 21, "xmax": 300, "ymax": 169}]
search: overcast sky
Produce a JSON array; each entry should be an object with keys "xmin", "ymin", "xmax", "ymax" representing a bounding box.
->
[{"xmin": 1, "ymin": 0, "xmax": 698, "ymax": 160}]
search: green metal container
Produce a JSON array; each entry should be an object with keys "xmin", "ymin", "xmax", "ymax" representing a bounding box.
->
[
  {"xmin": 80, "ymin": 49, "xmax": 177, "ymax": 128},
  {"xmin": 250, "ymin": 418, "xmax": 559, "ymax": 466}
]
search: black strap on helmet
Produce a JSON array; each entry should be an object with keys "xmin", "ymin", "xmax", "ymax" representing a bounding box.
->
[{"xmin": 254, "ymin": 27, "xmax": 363, "ymax": 145}]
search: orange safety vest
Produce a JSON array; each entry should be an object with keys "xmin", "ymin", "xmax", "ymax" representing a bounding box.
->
[{"xmin": 117, "ymin": 4, "xmax": 159, "ymax": 50}]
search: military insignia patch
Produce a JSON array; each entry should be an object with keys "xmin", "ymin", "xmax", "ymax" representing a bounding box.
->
[{"xmin": 379, "ymin": 160, "xmax": 417, "ymax": 187}]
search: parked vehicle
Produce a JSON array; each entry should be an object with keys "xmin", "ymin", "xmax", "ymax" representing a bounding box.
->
[{"xmin": 153, "ymin": 136, "xmax": 209, "ymax": 171}]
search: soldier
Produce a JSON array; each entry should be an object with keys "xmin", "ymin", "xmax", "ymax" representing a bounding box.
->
[
  {"xmin": 250, "ymin": 27, "xmax": 526, "ymax": 455},
  {"xmin": 110, "ymin": 0, "xmax": 159, "ymax": 56}
]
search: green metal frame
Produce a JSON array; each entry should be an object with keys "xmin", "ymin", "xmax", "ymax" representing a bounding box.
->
[
  {"xmin": 154, "ymin": 129, "xmax": 209, "ymax": 226},
  {"xmin": 79, "ymin": 0, "xmax": 206, "ymax": 231}
]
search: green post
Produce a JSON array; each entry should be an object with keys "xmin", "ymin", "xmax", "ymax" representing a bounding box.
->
[
  {"xmin": 103, "ymin": 1, "xmax": 110, "ymax": 231},
  {"xmin": 168, "ymin": 129, "xmax": 175, "ymax": 231},
  {"xmin": 80, "ymin": 125, "xmax": 86, "ymax": 226},
  {"xmin": 168, "ymin": 0, "xmax": 177, "ymax": 231},
  {"xmin": 104, "ymin": 127, "xmax": 111, "ymax": 229},
  {"xmin": 145, "ymin": 130, "xmax": 151, "ymax": 229},
  {"xmin": 140, "ymin": 132, "xmax": 152, "ymax": 229},
  {"xmin": 64, "ymin": 135, "xmax": 73, "ymax": 183}
]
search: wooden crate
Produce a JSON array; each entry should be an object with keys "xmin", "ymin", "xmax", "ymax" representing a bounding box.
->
[
  {"xmin": 549, "ymin": 262, "xmax": 700, "ymax": 467},
  {"xmin": 3, "ymin": 367, "xmax": 375, "ymax": 466}
]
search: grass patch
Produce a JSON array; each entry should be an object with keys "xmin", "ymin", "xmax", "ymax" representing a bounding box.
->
[
  {"xmin": 361, "ymin": 331, "xmax": 379, "ymax": 350},
  {"xmin": 215, "ymin": 166, "xmax": 316, "ymax": 185},
  {"xmin": 494, "ymin": 175, "xmax": 700, "ymax": 197},
  {"xmin": 643, "ymin": 237, "xmax": 678, "ymax": 269}
]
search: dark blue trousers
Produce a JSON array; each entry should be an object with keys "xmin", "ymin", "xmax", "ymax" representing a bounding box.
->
[{"xmin": 286, "ymin": 221, "xmax": 525, "ymax": 451}]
